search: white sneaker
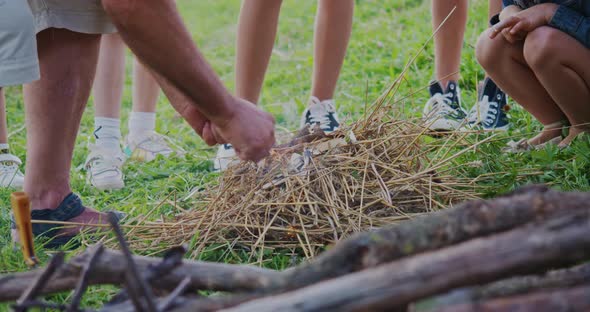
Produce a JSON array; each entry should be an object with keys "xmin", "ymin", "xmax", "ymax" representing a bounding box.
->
[
  {"xmin": 124, "ymin": 132, "xmax": 182, "ymax": 162},
  {"xmin": 423, "ymin": 81, "xmax": 468, "ymax": 131},
  {"xmin": 300, "ymin": 96, "xmax": 341, "ymax": 133},
  {"xmin": 0, "ymin": 153, "xmax": 24, "ymax": 188},
  {"xmin": 213, "ymin": 143, "xmax": 239, "ymax": 172},
  {"xmin": 85, "ymin": 145, "xmax": 125, "ymax": 191}
]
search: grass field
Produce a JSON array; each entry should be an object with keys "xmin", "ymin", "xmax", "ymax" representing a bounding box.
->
[{"xmin": 2, "ymin": 0, "xmax": 590, "ymax": 309}]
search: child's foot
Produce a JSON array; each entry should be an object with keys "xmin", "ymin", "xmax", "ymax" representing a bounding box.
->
[
  {"xmin": 423, "ymin": 81, "xmax": 467, "ymax": 131},
  {"xmin": 467, "ymin": 77, "xmax": 510, "ymax": 131},
  {"xmin": 504, "ymin": 121, "xmax": 565, "ymax": 152},
  {"xmin": 558, "ymin": 126, "xmax": 589, "ymax": 148},
  {"xmin": 213, "ymin": 143, "xmax": 239, "ymax": 172},
  {"xmin": 300, "ymin": 96, "xmax": 340, "ymax": 133},
  {"xmin": 85, "ymin": 145, "xmax": 125, "ymax": 191},
  {"xmin": 124, "ymin": 132, "xmax": 181, "ymax": 162},
  {"xmin": 0, "ymin": 153, "xmax": 24, "ymax": 188}
]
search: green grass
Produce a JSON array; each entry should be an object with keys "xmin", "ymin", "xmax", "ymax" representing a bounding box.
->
[{"xmin": 2, "ymin": 0, "xmax": 590, "ymax": 309}]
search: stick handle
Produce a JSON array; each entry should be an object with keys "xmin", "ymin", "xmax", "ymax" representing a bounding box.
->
[{"xmin": 11, "ymin": 192, "xmax": 38, "ymax": 267}]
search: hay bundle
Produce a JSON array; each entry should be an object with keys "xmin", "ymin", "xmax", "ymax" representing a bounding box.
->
[{"xmin": 128, "ymin": 91, "xmax": 491, "ymax": 257}]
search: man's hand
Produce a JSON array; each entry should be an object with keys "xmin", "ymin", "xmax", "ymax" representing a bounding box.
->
[
  {"xmin": 491, "ymin": 4, "xmax": 559, "ymax": 41},
  {"xmin": 169, "ymin": 98, "xmax": 219, "ymax": 146},
  {"xmin": 210, "ymin": 97, "xmax": 276, "ymax": 163}
]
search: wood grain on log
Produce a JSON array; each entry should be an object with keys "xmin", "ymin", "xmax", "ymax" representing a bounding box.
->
[
  {"xmin": 431, "ymin": 284, "xmax": 590, "ymax": 312},
  {"xmin": 276, "ymin": 186, "xmax": 589, "ymax": 292},
  {"xmin": 221, "ymin": 210, "xmax": 590, "ymax": 312},
  {"xmin": 0, "ymin": 249, "xmax": 281, "ymax": 301},
  {"xmin": 414, "ymin": 262, "xmax": 590, "ymax": 311}
]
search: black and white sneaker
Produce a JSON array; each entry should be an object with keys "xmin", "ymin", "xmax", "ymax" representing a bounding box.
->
[
  {"xmin": 213, "ymin": 143, "xmax": 239, "ymax": 172},
  {"xmin": 300, "ymin": 96, "xmax": 340, "ymax": 133},
  {"xmin": 422, "ymin": 81, "xmax": 467, "ymax": 131},
  {"xmin": 467, "ymin": 77, "xmax": 510, "ymax": 131}
]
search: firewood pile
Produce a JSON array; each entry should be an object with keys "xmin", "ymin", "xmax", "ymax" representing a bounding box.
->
[{"xmin": 1, "ymin": 185, "xmax": 590, "ymax": 312}]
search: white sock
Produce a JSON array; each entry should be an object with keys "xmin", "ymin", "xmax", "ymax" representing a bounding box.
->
[
  {"xmin": 94, "ymin": 117, "xmax": 121, "ymax": 150},
  {"xmin": 128, "ymin": 112, "xmax": 156, "ymax": 141}
]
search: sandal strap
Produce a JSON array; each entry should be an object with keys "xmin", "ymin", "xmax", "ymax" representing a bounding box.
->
[{"xmin": 31, "ymin": 193, "xmax": 86, "ymax": 238}]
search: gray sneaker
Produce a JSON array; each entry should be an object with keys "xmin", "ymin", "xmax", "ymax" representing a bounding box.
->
[{"xmin": 422, "ymin": 81, "xmax": 467, "ymax": 131}]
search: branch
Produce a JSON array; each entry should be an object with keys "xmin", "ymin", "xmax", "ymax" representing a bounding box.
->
[{"xmin": 222, "ymin": 210, "xmax": 590, "ymax": 312}]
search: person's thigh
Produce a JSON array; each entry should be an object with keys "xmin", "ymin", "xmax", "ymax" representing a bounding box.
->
[
  {"xmin": 27, "ymin": 0, "xmax": 117, "ymax": 34},
  {"xmin": 0, "ymin": 1, "xmax": 39, "ymax": 87}
]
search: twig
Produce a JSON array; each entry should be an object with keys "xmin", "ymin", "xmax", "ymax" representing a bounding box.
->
[
  {"xmin": 158, "ymin": 278, "xmax": 191, "ymax": 311},
  {"xmin": 67, "ymin": 244, "xmax": 104, "ymax": 312},
  {"xmin": 108, "ymin": 212, "xmax": 158, "ymax": 312},
  {"xmin": 15, "ymin": 252, "xmax": 65, "ymax": 311}
]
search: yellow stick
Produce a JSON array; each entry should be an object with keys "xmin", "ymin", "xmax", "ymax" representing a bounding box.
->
[{"xmin": 11, "ymin": 192, "xmax": 38, "ymax": 267}]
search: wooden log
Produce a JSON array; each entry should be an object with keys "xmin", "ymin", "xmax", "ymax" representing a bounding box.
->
[
  {"xmin": 274, "ymin": 186, "xmax": 590, "ymax": 292},
  {"xmin": 221, "ymin": 210, "xmax": 590, "ymax": 312},
  {"xmin": 431, "ymin": 284, "xmax": 590, "ymax": 312},
  {"xmin": 0, "ymin": 249, "xmax": 281, "ymax": 301},
  {"xmin": 414, "ymin": 262, "xmax": 590, "ymax": 311}
]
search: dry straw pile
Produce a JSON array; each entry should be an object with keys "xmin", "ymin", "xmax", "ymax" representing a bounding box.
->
[{"xmin": 127, "ymin": 78, "xmax": 496, "ymax": 258}]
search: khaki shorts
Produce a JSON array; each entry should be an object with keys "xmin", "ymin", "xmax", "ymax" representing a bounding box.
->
[
  {"xmin": 27, "ymin": 0, "xmax": 117, "ymax": 34},
  {"xmin": 0, "ymin": 1, "xmax": 40, "ymax": 86}
]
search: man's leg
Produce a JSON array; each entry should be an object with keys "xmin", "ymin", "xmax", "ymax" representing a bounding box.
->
[
  {"xmin": 234, "ymin": 0, "xmax": 283, "ymax": 104},
  {"xmin": 310, "ymin": 0, "xmax": 354, "ymax": 101},
  {"xmin": 523, "ymin": 27, "xmax": 590, "ymax": 146},
  {"xmin": 432, "ymin": 0, "xmax": 468, "ymax": 87},
  {"xmin": 476, "ymin": 30, "xmax": 566, "ymax": 145},
  {"xmin": 24, "ymin": 29, "xmax": 104, "ymax": 230}
]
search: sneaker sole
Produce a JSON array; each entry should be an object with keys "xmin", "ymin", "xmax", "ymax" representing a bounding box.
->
[{"xmin": 93, "ymin": 180, "xmax": 125, "ymax": 191}]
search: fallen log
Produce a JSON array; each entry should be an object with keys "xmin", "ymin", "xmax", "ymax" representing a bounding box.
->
[
  {"xmin": 220, "ymin": 210, "xmax": 590, "ymax": 312},
  {"xmin": 274, "ymin": 185, "xmax": 590, "ymax": 292},
  {"xmin": 431, "ymin": 284, "xmax": 590, "ymax": 312},
  {"xmin": 414, "ymin": 262, "xmax": 590, "ymax": 311},
  {"xmin": 0, "ymin": 248, "xmax": 281, "ymax": 301}
]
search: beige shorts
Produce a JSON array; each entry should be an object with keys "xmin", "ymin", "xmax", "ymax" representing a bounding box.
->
[
  {"xmin": 0, "ymin": 1, "xmax": 40, "ymax": 86},
  {"xmin": 27, "ymin": 0, "xmax": 117, "ymax": 34}
]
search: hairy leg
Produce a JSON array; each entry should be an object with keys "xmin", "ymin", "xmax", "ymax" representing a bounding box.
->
[
  {"xmin": 524, "ymin": 27, "xmax": 590, "ymax": 146},
  {"xmin": 234, "ymin": 0, "xmax": 283, "ymax": 104},
  {"xmin": 24, "ymin": 29, "xmax": 100, "ymax": 212},
  {"xmin": 476, "ymin": 30, "xmax": 566, "ymax": 144},
  {"xmin": 432, "ymin": 0, "xmax": 468, "ymax": 87},
  {"xmin": 311, "ymin": 0, "xmax": 354, "ymax": 101},
  {"xmin": 93, "ymin": 33, "xmax": 126, "ymax": 119}
]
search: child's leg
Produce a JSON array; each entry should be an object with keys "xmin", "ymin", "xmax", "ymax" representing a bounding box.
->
[
  {"xmin": 92, "ymin": 33, "xmax": 125, "ymax": 150},
  {"xmin": 523, "ymin": 27, "xmax": 590, "ymax": 146},
  {"xmin": 476, "ymin": 30, "xmax": 566, "ymax": 144},
  {"xmin": 0, "ymin": 88, "xmax": 8, "ymax": 144},
  {"xmin": 488, "ymin": 0, "xmax": 502, "ymax": 19},
  {"xmin": 432, "ymin": 0, "xmax": 468, "ymax": 87},
  {"xmin": 128, "ymin": 58, "xmax": 161, "ymax": 140},
  {"xmin": 235, "ymin": 0, "xmax": 283, "ymax": 104},
  {"xmin": 310, "ymin": 0, "xmax": 354, "ymax": 101}
]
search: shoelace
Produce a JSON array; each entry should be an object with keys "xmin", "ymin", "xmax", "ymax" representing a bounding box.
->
[
  {"xmin": 468, "ymin": 96, "xmax": 499, "ymax": 125},
  {"xmin": 423, "ymin": 92, "xmax": 457, "ymax": 117},
  {"xmin": 86, "ymin": 154, "xmax": 123, "ymax": 174},
  {"xmin": 307, "ymin": 102, "xmax": 336, "ymax": 127},
  {"xmin": 0, "ymin": 161, "xmax": 22, "ymax": 179}
]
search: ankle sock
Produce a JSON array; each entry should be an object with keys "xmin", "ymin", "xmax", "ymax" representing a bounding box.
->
[
  {"xmin": 94, "ymin": 117, "xmax": 122, "ymax": 150},
  {"xmin": 128, "ymin": 112, "xmax": 156, "ymax": 141}
]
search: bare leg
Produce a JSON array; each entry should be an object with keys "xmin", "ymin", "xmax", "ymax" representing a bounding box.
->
[
  {"xmin": 23, "ymin": 29, "xmax": 103, "ymax": 221},
  {"xmin": 0, "ymin": 88, "xmax": 8, "ymax": 144},
  {"xmin": 132, "ymin": 58, "xmax": 160, "ymax": 113},
  {"xmin": 488, "ymin": 0, "xmax": 503, "ymax": 19},
  {"xmin": 235, "ymin": 0, "xmax": 283, "ymax": 104},
  {"xmin": 311, "ymin": 0, "xmax": 354, "ymax": 101},
  {"xmin": 432, "ymin": 0, "xmax": 468, "ymax": 87},
  {"xmin": 523, "ymin": 27, "xmax": 590, "ymax": 146},
  {"xmin": 93, "ymin": 33, "xmax": 126, "ymax": 119},
  {"xmin": 476, "ymin": 30, "xmax": 566, "ymax": 144}
]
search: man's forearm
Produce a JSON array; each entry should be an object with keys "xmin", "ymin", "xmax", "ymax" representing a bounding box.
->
[{"xmin": 102, "ymin": 0, "xmax": 234, "ymax": 125}]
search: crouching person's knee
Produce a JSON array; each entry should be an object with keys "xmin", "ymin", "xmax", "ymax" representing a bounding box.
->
[
  {"xmin": 475, "ymin": 29, "xmax": 500, "ymax": 72},
  {"xmin": 523, "ymin": 27, "xmax": 561, "ymax": 70}
]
